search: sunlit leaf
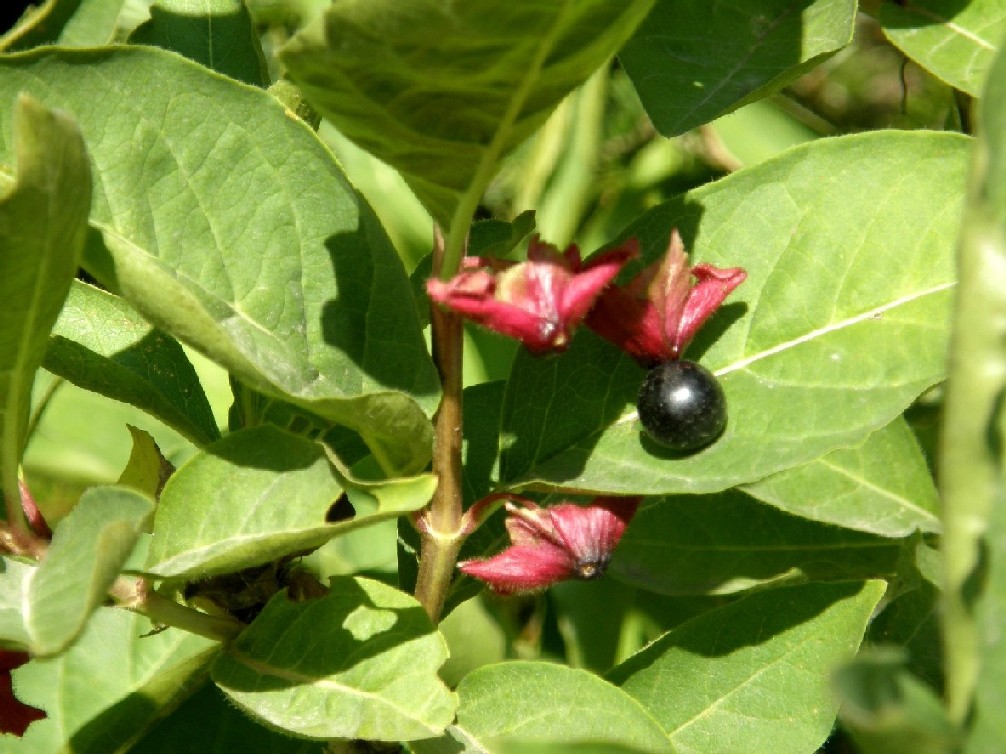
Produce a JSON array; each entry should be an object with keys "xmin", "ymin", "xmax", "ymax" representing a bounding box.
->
[
  {"xmin": 0, "ymin": 47, "xmax": 440, "ymax": 476},
  {"xmin": 211, "ymin": 576, "xmax": 457, "ymax": 741},
  {"xmin": 878, "ymin": 0, "xmax": 1005, "ymax": 97},
  {"xmin": 743, "ymin": 417, "xmax": 940, "ymax": 537},
  {"xmin": 608, "ymin": 581, "xmax": 885, "ymax": 754},
  {"xmin": 499, "ymin": 132, "xmax": 967, "ymax": 495},
  {"xmin": 25, "ymin": 486, "xmax": 152, "ymax": 656},
  {"xmin": 413, "ymin": 661, "xmax": 672, "ymax": 754}
]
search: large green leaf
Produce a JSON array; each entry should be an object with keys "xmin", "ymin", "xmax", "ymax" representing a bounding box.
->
[
  {"xmin": 619, "ymin": 0, "xmax": 856, "ymax": 136},
  {"xmin": 25, "ymin": 486, "xmax": 153, "ymax": 656},
  {"xmin": 0, "ymin": 608, "xmax": 218, "ymax": 754},
  {"xmin": 145, "ymin": 425, "xmax": 436, "ymax": 581},
  {"xmin": 45, "ymin": 280, "xmax": 220, "ymax": 447},
  {"xmin": 281, "ymin": 0, "xmax": 654, "ymax": 227},
  {"xmin": 742, "ymin": 417, "xmax": 940, "ymax": 537},
  {"xmin": 130, "ymin": 0, "xmax": 268, "ymax": 85},
  {"xmin": 608, "ymin": 581, "xmax": 885, "ymax": 754},
  {"xmin": 878, "ymin": 0, "xmax": 1006, "ymax": 97},
  {"xmin": 942, "ymin": 32, "xmax": 1006, "ymax": 746},
  {"xmin": 416, "ymin": 662, "xmax": 672, "ymax": 754},
  {"xmin": 0, "ymin": 94, "xmax": 91, "ymax": 512},
  {"xmin": 611, "ymin": 492, "xmax": 905, "ymax": 595},
  {"xmin": 499, "ymin": 131, "xmax": 967, "ymax": 495},
  {"xmin": 0, "ymin": 47, "xmax": 440, "ymax": 476},
  {"xmin": 211, "ymin": 576, "xmax": 457, "ymax": 741}
]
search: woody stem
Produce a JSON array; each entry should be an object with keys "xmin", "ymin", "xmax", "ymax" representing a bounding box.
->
[{"xmin": 414, "ymin": 228, "xmax": 466, "ymax": 622}]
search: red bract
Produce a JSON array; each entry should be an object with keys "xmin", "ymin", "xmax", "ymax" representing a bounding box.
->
[
  {"xmin": 0, "ymin": 651, "xmax": 45, "ymax": 737},
  {"xmin": 586, "ymin": 230, "xmax": 746, "ymax": 367},
  {"xmin": 427, "ymin": 237, "xmax": 637, "ymax": 354},
  {"xmin": 458, "ymin": 496, "xmax": 640, "ymax": 595}
]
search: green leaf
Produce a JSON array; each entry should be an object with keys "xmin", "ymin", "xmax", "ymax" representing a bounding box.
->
[
  {"xmin": 608, "ymin": 581, "xmax": 886, "ymax": 754},
  {"xmin": 939, "ymin": 30, "xmax": 1006, "ymax": 731},
  {"xmin": 427, "ymin": 661, "xmax": 673, "ymax": 754},
  {"xmin": 611, "ymin": 491, "xmax": 905, "ymax": 596},
  {"xmin": 499, "ymin": 131, "xmax": 967, "ymax": 495},
  {"xmin": 281, "ymin": 0, "xmax": 654, "ymax": 226},
  {"xmin": 0, "ymin": 557, "xmax": 32, "ymax": 648},
  {"xmin": 2, "ymin": 608, "xmax": 218, "ymax": 754},
  {"xmin": 958, "ymin": 39, "xmax": 1006, "ymax": 751},
  {"xmin": 44, "ymin": 280, "xmax": 220, "ymax": 447},
  {"xmin": 132, "ymin": 682, "xmax": 324, "ymax": 753},
  {"xmin": 116, "ymin": 425, "xmax": 173, "ymax": 500},
  {"xmin": 742, "ymin": 417, "xmax": 940, "ymax": 537},
  {"xmin": 0, "ymin": 94, "xmax": 91, "ymax": 512},
  {"xmin": 130, "ymin": 0, "xmax": 269, "ymax": 85},
  {"xmin": 0, "ymin": 47, "xmax": 440, "ymax": 476},
  {"xmin": 25, "ymin": 486, "xmax": 153, "ymax": 656},
  {"xmin": 211, "ymin": 576, "xmax": 457, "ymax": 741},
  {"xmin": 619, "ymin": 0, "xmax": 856, "ymax": 136},
  {"xmin": 878, "ymin": 0, "xmax": 1005, "ymax": 97},
  {"xmin": 834, "ymin": 649, "xmax": 959, "ymax": 754},
  {"xmin": 146, "ymin": 425, "xmax": 435, "ymax": 581}
]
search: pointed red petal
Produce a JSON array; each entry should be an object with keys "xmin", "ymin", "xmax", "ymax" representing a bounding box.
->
[
  {"xmin": 674, "ymin": 264, "xmax": 747, "ymax": 355},
  {"xmin": 559, "ymin": 243, "xmax": 637, "ymax": 325},
  {"xmin": 459, "ymin": 544, "xmax": 574, "ymax": 595}
]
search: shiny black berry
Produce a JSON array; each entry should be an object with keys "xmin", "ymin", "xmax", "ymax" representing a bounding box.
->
[{"xmin": 637, "ymin": 360, "xmax": 726, "ymax": 451}]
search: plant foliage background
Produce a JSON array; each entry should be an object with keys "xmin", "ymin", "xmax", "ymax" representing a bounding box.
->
[{"xmin": 0, "ymin": 0, "xmax": 1003, "ymax": 753}]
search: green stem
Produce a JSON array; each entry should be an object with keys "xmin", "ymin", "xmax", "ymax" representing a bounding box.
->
[
  {"xmin": 415, "ymin": 229, "xmax": 466, "ymax": 622},
  {"xmin": 438, "ymin": 5, "xmax": 573, "ymax": 279},
  {"xmin": 110, "ymin": 576, "xmax": 244, "ymax": 643}
]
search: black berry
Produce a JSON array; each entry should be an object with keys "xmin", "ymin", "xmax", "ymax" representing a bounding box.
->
[{"xmin": 637, "ymin": 360, "xmax": 727, "ymax": 451}]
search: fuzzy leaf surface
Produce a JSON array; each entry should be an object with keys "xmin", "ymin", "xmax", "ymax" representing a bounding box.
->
[
  {"xmin": 281, "ymin": 0, "xmax": 654, "ymax": 225},
  {"xmin": 499, "ymin": 132, "xmax": 967, "ymax": 495},
  {"xmin": 0, "ymin": 94, "xmax": 90, "ymax": 510},
  {"xmin": 619, "ymin": 0, "xmax": 856, "ymax": 136},
  {"xmin": 612, "ymin": 492, "xmax": 904, "ymax": 595},
  {"xmin": 25, "ymin": 486, "xmax": 153, "ymax": 656},
  {"xmin": 608, "ymin": 581, "xmax": 885, "ymax": 754},
  {"xmin": 0, "ymin": 608, "xmax": 218, "ymax": 754},
  {"xmin": 742, "ymin": 417, "xmax": 940, "ymax": 536},
  {"xmin": 211, "ymin": 576, "xmax": 457, "ymax": 741},
  {"xmin": 430, "ymin": 661, "xmax": 673, "ymax": 754},
  {"xmin": 45, "ymin": 281, "xmax": 219, "ymax": 447},
  {"xmin": 878, "ymin": 0, "xmax": 1006, "ymax": 97},
  {"xmin": 0, "ymin": 47, "xmax": 440, "ymax": 476}
]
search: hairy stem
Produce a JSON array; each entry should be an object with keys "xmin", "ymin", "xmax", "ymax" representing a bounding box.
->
[
  {"xmin": 109, "ymin": 577, "xmax": 244, "ymax": 643},
  {"xmin": 415, "ymin": 229, "xmax": 466, "ymax": 622}
]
